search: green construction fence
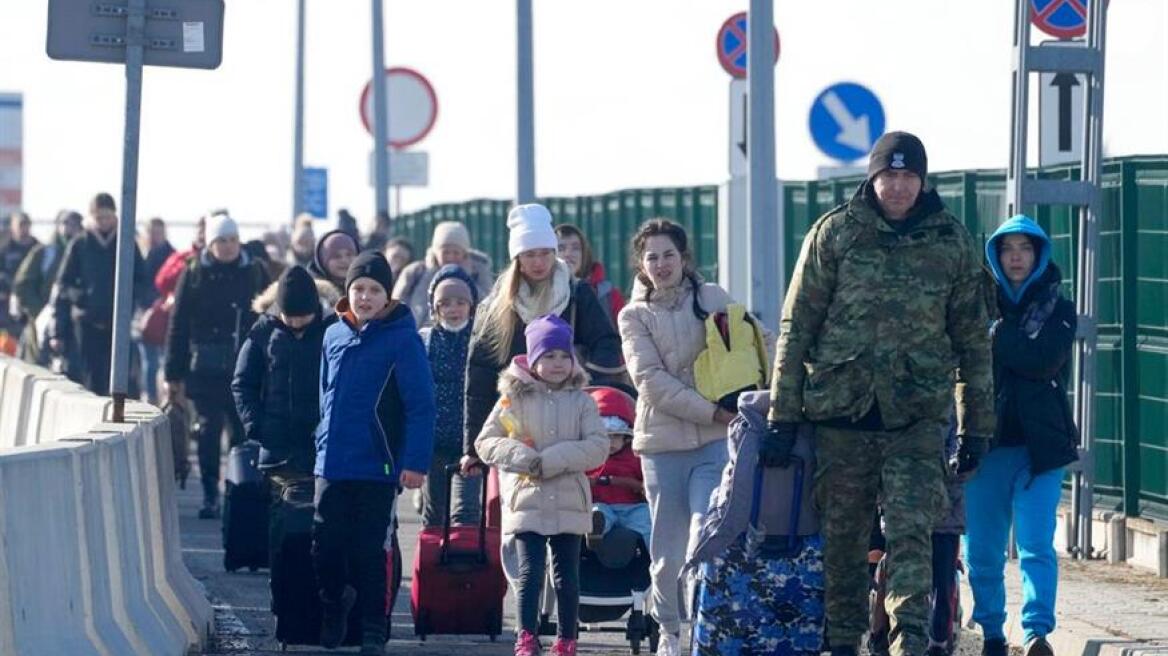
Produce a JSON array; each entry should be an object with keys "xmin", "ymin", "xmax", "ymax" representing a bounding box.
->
[{"xmin": 395, "ymin": 155, "xmax": 1168, "ymax": 521}]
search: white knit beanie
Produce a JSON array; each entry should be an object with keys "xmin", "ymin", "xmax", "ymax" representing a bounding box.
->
[
  {"xmin": 507, "ymin": 203, "xmax": 557, "ymax": 260},
  {"xmin": 206, "ymin": 212, "xmax": 239, "ymax": 244},
  {"xmin": 430, "ymin": 221, "xmax": 471, "ymax": 252}
]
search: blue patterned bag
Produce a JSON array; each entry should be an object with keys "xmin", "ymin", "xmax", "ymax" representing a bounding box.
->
[{"xmin": 690, "ymin": 459, "xmax": 825, "ymax": 656}]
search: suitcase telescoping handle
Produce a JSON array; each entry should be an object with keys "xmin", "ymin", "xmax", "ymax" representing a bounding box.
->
[
  {"xmin": 750, "ymin": 455, "xmax": 805, "ymax": 553},
  {"xmin": 440, "ymin": 462, "xmax": 489, "ymax": 566}
]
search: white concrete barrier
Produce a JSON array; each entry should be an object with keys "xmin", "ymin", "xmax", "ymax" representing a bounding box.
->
[{"xmin": 0, "ymin": 355, "xmax": 211, "ymax": 655}]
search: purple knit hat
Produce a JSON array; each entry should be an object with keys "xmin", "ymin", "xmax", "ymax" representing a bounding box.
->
[{"xmin": 525, "ymin": 315, "xmax": 574, "ymax": 367}]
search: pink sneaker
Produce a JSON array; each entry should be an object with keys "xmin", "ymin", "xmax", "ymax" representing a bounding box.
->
[
  {"xmin": 515, "ymin": 629, "xmax": 542, "ymax": 656},
  {"xmin": 550, "ymin": 638, "xmax": 577, "ymax": 656}
]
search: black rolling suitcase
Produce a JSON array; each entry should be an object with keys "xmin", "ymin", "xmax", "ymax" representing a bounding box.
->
[
  {"xmin": 222, "ymin": 440, "xmax": 269, "ymax": 572},
  {"xmin": 269, "ymin": 478, "xmax": 402, "ymax": 649}
]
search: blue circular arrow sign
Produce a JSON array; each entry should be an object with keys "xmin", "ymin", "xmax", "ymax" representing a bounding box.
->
[{"xmin": 808, "ymin": 82, "xmax": 886, "ymax": 163}]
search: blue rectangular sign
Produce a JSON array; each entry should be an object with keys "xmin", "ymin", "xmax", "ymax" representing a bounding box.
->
[{"xmin": 302, "ymin": 167, "xmax": 328, "ymax": 219}]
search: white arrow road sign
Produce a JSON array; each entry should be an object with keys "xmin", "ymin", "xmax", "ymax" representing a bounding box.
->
[{"xmin": 821, "ymin": 91, "xmax": 872, "ymax": 153}]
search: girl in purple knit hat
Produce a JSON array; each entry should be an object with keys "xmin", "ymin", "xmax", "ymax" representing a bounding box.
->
[{"xmin": 474, "ymin": 314, "xmax": 610, "ymax": 656}]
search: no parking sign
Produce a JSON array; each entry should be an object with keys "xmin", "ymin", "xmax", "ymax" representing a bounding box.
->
[
  {"xmin": 1030, "ymin": 0, "xmax": 1092, "ymax": 38},
  {"xmin": 715, "ymin": 12, "xmax": 779, "ymax": 79}
]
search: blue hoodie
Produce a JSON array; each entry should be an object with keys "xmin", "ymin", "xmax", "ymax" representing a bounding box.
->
[
  {"xmin": 315, "ymin": 299, "xmax": 436, "ymax": 482},
  {"xmin": 985, "ymin": 215, "xmax": 1052, "ymax": 304}
]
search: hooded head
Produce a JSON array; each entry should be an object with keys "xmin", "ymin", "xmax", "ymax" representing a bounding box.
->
[
  {"xmin": 314, "ymin": 229, "xmax": 360, "ymax": 283},
  {"xmin": 428, "ymin": 263, "xmax": 479, "ymax": 330},
  {"xmin": 986, "ymin": 215, "xmax": 1052, "ymax": 305}
]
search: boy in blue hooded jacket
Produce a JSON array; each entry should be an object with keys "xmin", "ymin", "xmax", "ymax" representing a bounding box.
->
[
  {"xmin": 314, "ymin": 251, "xmax": 436, "ymax": 655},
  {"xmin": 963, "ymin": 216, "xmax": 1078, "ymax": 656}
]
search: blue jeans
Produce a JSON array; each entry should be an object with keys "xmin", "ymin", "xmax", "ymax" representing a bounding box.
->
[
  {"xmin": 594, "ymin": 502, "xmax": 652, "ymax": 549},
  {"xmin": 962, "ymin": 447, "xmax": 1063, "ymax": 643},
  {"xmin": 138, "ymin": 341, "xmax": 161, "ymax": 404},
  {"xmin": 641, "ymin": 439, "xmax": 728, "ymax": 635}
]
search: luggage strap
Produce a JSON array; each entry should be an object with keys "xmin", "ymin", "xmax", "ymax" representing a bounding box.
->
[{"xmin": 440, "ymin": 462, "xmax": 489, "ymax": 566}]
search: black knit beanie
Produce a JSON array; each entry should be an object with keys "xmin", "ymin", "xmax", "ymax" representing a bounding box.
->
[
  {"xmin": 345, "ymin": 250, "xmax": 393, "ymax": 295},
  {"xmin": 277, "ymin": 265, "xmax": 319, "ymax": 316},
  {"xmin": 867, "ymin": 131, "xmax": 928, "ymax": 181}
]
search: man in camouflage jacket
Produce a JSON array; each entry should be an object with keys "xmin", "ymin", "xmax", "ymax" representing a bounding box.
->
[{"xmin": 764, "ymin": 132, "xmax": 994, "ymax": 656}]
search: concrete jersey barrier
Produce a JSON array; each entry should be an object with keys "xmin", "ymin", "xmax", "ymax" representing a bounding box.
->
[{"xmin": 0, "ymin": 354, "xmax": 212, "ymax": 655}]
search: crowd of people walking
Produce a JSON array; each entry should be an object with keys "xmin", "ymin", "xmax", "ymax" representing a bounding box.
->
[{"xmin": 0, "ymin": 130, "xmax": 1077, "ymax": 656}]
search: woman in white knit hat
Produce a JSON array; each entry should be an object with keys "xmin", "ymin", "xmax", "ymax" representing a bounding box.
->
[
  {"xmin": 460, "ymin": 203, "xmax": 625, "ymax": 475},
  {"xmin": 392, "ymin": 221, "xmax": 494, "ymax": 327}
]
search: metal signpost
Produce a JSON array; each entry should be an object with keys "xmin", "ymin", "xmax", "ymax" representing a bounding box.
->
[
  {"xmin": 1007, "ymin": 0, "xmax": 1107, "ymax": 559},
  {"xmin": 808, "ymin": 82, "xmax": 885, "ymax": 164},
  {"xmin": 716, "ymin": 9, "xmax": 780, "ymax": 323},
  {"xmin": 46, "ymin": 0, "xmax": 224, "ymax": 422},
  {"xmin": 291, "ymin": 0, "xmax": 306, "ymax": 218},
  {"xmin": 302, "ymin": 167, "xmax": 328, "ymax": 219},
  {"xmin": 370, "ymin": 0, "xmax": 390, "ymax": 217},
  {"xmin": 516, "ymin": 0, "xmax": 535, "ymax": 205}
]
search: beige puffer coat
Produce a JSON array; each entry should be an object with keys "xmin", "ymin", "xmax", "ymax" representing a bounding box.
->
[
  {"xmin": 619, "ymin": 277, "xmax": 773, "ymax": 455},
  {"xmin": 474, "ymin": 356, "xmax": 609, "ymax": 536}
]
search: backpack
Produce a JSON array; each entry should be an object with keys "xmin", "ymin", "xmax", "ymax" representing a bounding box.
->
[{"xmin": 693, "ymin": 304, "xmax": 770, "ymax": 411}]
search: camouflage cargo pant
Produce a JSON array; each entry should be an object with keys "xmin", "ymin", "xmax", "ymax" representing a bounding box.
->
[{"xmin": 815, "ymin": 421, "xmax": 948, "ymax": 656}]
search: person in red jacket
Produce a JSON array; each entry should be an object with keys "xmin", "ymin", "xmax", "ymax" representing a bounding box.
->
[
  {"xmin": 585, "ymin": 386, "xmax": 650, "ymax": 549},
  {"xmin": 555, "ymin": 224, "xmax": 625, "ymax": 329}
]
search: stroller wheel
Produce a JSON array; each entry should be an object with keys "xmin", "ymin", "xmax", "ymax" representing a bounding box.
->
[{"xmin": 628, "ymin": 609, "xmax": 646, "ymax": 653}]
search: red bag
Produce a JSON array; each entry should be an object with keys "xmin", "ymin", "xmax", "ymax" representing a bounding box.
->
[
  {"xmin": 410, "ymin": 464, "xmax": 506, "ymax": 640},
  {"xmin": 139, "ymin": 297, "xmax": 171, "ymax": 346},
  {"xmin": 486, "ymin": 466, "xmax": 502, "ymax": 529}
]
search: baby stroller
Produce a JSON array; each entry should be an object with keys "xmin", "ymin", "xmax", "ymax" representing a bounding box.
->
[{"xmin": 534, "ymin": 527, "xmax": 658, "ymax": 655}]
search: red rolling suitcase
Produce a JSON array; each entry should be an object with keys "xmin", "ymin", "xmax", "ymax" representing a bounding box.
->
[{"xmin": 410, "ymin": 463, "xmax": 506, "ymax": 640}]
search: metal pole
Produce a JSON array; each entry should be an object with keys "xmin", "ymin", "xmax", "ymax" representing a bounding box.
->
[
  {"xmin": 516, "ymin": 0, "xmax": 535, "ymax": 204},
  {"xmin": 109, "ymin": 0, "xmax": 147, "ymax": 421},
  {"xmin": 1072, "ymin": 0, "xmax": 1108, "ymax": 561},
  {"xmin": 371, "ymin": 0, "xmax": 390, "ymax": 215},
  {"xmin": 1005, "ymin": 0, "xmax": 1031, "ymax": 216},
  {"xmin": 747, "ymin": 0, "xmax": 780, "ymax": 330},
  {"xmin": 291, "ymin": 0, "xmax": 306, "ymax": 220}
]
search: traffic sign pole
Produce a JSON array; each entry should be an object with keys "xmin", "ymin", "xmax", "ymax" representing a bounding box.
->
[
  {"xmin": 747, "ymin": 0, "xmax": 780, "ymax": 331},
  {"xmin": 516, "ymin": 0, "xmax": 535, "ymax": 205},
  {"xmin": 371, "ymin": 0, "xmax": 390, "ymax": 217},
  {"xmin": 291, "ymin": 0, "xmax": 305, "ymax": 220}
]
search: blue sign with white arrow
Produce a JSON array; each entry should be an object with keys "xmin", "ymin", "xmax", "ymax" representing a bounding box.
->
[
  {"xmin": 302, "ymin": 167, "xmax": 328, "ymax": 219},
  {"xmin": 808, "ymin": 82, "xmax": 885, "ymax": 163}
]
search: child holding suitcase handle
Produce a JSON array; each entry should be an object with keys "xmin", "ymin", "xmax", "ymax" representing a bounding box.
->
[{"xmin": 475, "ymin": 314, "xmax": 610, "ymax": 656}]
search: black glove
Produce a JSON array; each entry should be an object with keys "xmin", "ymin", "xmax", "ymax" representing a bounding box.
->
[
  {"xmin": 761, "ymin": 421, "xmax": 798, "ymax": 467},
  {"xmin": 953, "ymin": 435, "xmax": 990, "ymax": 475}
]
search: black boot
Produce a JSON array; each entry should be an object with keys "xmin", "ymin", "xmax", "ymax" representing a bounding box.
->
[
  {"xmin": 198, "ymin": 492, "xmax": 220, "ymax": 519},
  {"xmin": 983, "ymin": 638, "xmax": 1009, "ymax": 656},
  {"xmin": 319, "ymin": 585, "xmax": 357, "ymax": 649},
  {"xmin": 1025, "ymin": 637, "xmax": 1054, "ymax": 656},
  {"xmin": 359, "ymin": 616, "xmax": 387, "ymax": 655}
]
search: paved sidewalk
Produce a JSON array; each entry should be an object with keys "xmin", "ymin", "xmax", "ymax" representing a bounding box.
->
[{"xmin": 960, "ymin": 556, "xmax": 1168, "ymax": 656}]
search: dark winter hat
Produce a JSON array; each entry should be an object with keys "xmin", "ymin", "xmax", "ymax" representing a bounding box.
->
[
  {"xmin": 277, "ymin": 265, "xmax": 319, "ymax": 316},
  {"xmin": 428, "ymin": 264, "xmax": 479, "ymax": 310},
  {"xmin": 867, "ymin": 131, "xmax": 928, "ymax": 181},
  {"xmin": 525, "ymin": 314, "xmax": 574, "ymax": 367},
  {"xmin": 345, "ymin": 250, "xmax": 393, "ymax": 295}
]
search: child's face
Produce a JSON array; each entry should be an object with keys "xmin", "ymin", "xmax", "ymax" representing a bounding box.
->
[
  {"xmin": 608, "ymin": 434, "xmax": 628, "ymax": 455},
  {"xmin": 436, "ymin": 297, "xmax": 470, "ymax": 326},
  {"xmin": 348, "ymin": 278, "xmax": 388, "ymax": 322},
  {"xmin": 532, "ymin": 349, "xmax": 572, "ymax": 386}
]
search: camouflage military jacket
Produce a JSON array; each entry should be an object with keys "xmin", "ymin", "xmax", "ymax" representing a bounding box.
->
[{"xmin": 768, "ymin": 187, "xmax": 994, "ymax": 437}]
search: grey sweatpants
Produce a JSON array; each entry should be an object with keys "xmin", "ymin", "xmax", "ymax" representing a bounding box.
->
[{"xmin": 641, "ymin": 439, "xmax": 728, "ymax": 636}]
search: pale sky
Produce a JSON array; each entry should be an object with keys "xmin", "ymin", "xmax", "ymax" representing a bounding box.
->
[{"xmin": 2, "ymin": 0, "xmax": 1166, "ymax": 243}]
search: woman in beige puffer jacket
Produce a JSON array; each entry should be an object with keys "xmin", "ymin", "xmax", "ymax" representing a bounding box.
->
[{"xmin": 617, "ymin": 219, "xmax": 772, "ymax": 654}]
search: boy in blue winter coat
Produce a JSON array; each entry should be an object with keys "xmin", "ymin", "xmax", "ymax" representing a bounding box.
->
[
  {"xmin": 418, "ymin": 263, "xmax": 481, "ymax": 527},
  {"xmin": 314, "ymin": 251, "xmax": 436, "ymax": 655}
]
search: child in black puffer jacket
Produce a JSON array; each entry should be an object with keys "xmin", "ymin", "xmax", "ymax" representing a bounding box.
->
[{"xmin": 417, "ymin": 264, "xmax": 481, "ymax": 527}]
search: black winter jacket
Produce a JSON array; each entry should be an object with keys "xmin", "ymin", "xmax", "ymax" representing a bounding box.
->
[
  {"xmin": 232, "ymin": 311, "xmax": 333, "ymax": 473},
  {"xmin": 165, "ymin": 250, "xmax": 268, "ymax": 391},
  {"xmin": 991, "ymin": 263, "xmax": 1079, "ymax": 476},
  {"xmin": 462, "ymin": 278, "xmax": 624, "ymax": 459},
  {"xmin": 52, "ymin": 229, "xmax": 148, "ymax": 336}
]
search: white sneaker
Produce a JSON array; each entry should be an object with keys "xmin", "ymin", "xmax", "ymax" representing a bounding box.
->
[{"xmin": 656, "ymin": 633, "xmax": 680, "ymax": 656}]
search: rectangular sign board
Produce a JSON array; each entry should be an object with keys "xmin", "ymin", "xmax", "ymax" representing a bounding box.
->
[
  {"xmin": 302, "ymin": 167, "xmax": 328, "ymax": 219},
  {"xmin": 0, "ymin": 94, "xmax": 21, "ymax": 216},
  {"xmin": 46, "ymin": 0, "xmax": 225, "ymax": 69},
  {"xmin": 1038, "ymin": 39, "xmax": 1086, "ymax": 167},
  {"xmin": 368, "ymin": 150, "xmax": 430, "ymax": 187}
]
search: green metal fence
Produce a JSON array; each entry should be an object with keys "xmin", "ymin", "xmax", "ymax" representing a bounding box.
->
[{"xmin": 395, "ymin": 155, "xmax": 1168, "ymax": 521}]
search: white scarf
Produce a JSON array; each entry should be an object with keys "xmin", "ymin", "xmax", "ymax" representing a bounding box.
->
[{"xmin": 514, "ymin": 259, "xmax": 572, "ymax": 324}]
